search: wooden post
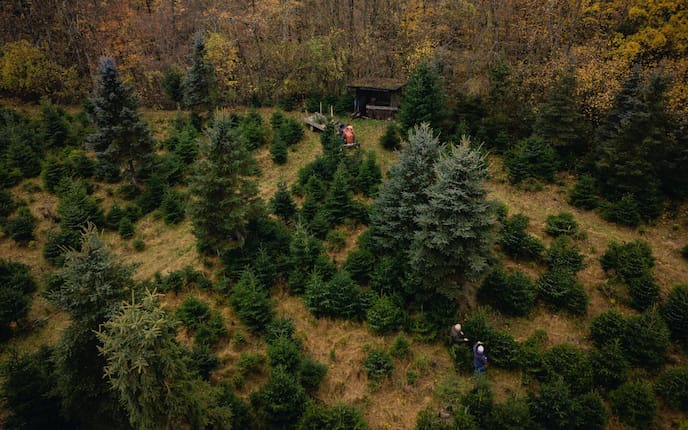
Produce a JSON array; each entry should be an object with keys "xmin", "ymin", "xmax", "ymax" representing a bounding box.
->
[
  {"xmin": 330, "ymin": 105, "xmax": 334, "ymax": 117},
  {"xmin": 319, "ymin": 102, "xmax": 322, "ymax": 114}
]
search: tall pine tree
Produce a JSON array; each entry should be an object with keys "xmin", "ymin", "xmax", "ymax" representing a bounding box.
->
[
  {"xmin": 87, "ymin": 57, "xmax": 153, "ymax": 187},
  {"xmin": 188, "ymin": 114, "xmax": 262, "ymax": 255},
  {"xmin": 47, "ymin": 225, "xmax": 134, "ymax": 429},
  {"xmin": 594, "ymin": 69, "xmax": 678, "ymax": 220},
  {"xmin": 411, "ymin": 136, "xmax": 495, "ymax": 297},
  {"xmin": 97, "ymin": 291, "xmax": 231, "ymax": 430},
  {"xmin": 533, "ymin": 70, "xmax": 588, "ymax": 164},
  {"xmin": 369, "ymin": 123, "xmax": 443, "ymax": 253},
  {"xmin": 183, "ymin": 33, "xmax": 216, "ymax": 119},
  {"xmin": 397, "ymin": 62, "xmax": 447, "ymax": 132}
]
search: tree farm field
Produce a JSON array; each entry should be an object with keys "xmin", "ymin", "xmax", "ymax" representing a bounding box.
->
[{"xmin": 2, "ymin": 105, "xmax": 687, "ymax": 429}]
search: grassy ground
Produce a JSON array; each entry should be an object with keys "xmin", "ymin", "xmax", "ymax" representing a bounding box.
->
[{"xmin": 1, "ymin": 106, "xmax": 687, "ymax": 429}]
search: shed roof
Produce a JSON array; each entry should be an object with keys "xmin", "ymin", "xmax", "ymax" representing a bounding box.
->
[{"xmin": 347, "ymin": 77, "xmax": 406, "ymax": 91}]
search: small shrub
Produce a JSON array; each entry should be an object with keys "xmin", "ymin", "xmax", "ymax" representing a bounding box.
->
[
  {"xmin": 193, "ymin": 311, "xmax": 227, "ymax": 347},
  {"xmin": 538, "ymin": 268, "xmax": 588, "ymax": 315},
  {"xmin": 43, "ymin": 229, "xmax": 80, "ymax": 266},
  {"xmin": 104, "ymin": 204, "xmax": 125, "ymax": 230},
  {"xmin": 529, "ymin": 378, "xmax": 576, "ymax": 430},
  {"xmin": 590, "ymin": 340, "xmax": 629, "ymax": 390},
  {"xmin": 682, "ymin": 244, "xmax": 688, "ymax": 260},
  {"xmin": 499, "ymin": 214, "xmax": 544, "ymax": 261},
  {"xmin": 190, "ymin": 344, "xmax": 220, "ymax": 380},
  {"xmin": 601, "ymin": 194, "xmax": 641, "ymax": 227},
  {"xmin": 160, "ymin": 189, "xmax": 185, "ymax": 224},
  {"xmin": 252, "ymin": 366, "xmax": 307, "ymax": 428},
  {"xmin": 366, "ymin": 295, "xmax": 406, "ymax": 335},
  {"xmin": 270, "ymin": 180, "xmax": 296, "ymax": 221},
  {"xmin": 299, "ymin": 358, "xmax": 328, "ymax": 393},
  {"xmin": 414, "ymin": 406, "xmax": 453, "ymax": 430},
  {"xmin": 485, "ymin": 330, "xmax": 521, "ymax": 370},
  {"xmin": 132, "ymin": 239, "xmax": 145, "ymax": 251},
  {"xmin": 270, "ymin": 135, "xmax": 288, "ymax": 164},
  {"xmin": 663, "ymin": 284, "xmax": 688, "ymax": 340},
  {"xmin": 609, "ymin": 381, "xmax": 657, "ymax": 430},
  {"xmin": 298, "ymin": 402, "xmax": 369, "ymax": 430},
  {"xmin": 478, "ymin": 268, "xmax": 536, "ymax": 317},
  {"xmin": 264, "ymin": 317, "xmax": 296, "ymax": 344},
  {"xmin": 543, "ymin": 344, "xmax": 593, "ymax": 394},
  {"xmin": 568, "ymin": 174, "xmax": 598, "ymax": 210},
  {"xmin": 267, "ymin": 337, "xmax": 302, "ymax": 373},
  {"xmin": 487, "ymin": 396, "xmax": 534, "ymax": 430},
  {"xmin": 236, "ymin": 352, "xmax": 265, "ymax": 376},
  {"xmin": 176, "ymin": 296, "xmax": 211, "ymax": 329},
  {"xmin": 344, "ymin": 248, "xmax": 375, "ymax": 285},
  {"xmin": 462, "ymin": 378, "xmax": 494, "ymax": 426},
  {"xmin": 0, "ymin": 190, "xmax": 16, "ymax": 218},
  {"xmin": 589, "ymin": 310, "xmax": 626, "ymax": 348},
  {"xmin": 627, "ymin": 273, "xmax": 660, "ymax": 311},
  {"xmin": 118, "ymin": 216, "xmax": 134, "ymax": 239},
  {"xmin": 655, "ymin": 366, "xmax": 688, "ymax": 411},
  {"xmin": 545, "ymin": 236, "xmax": 585, "ymax": 273},
  {"xmin": 545, "ymin": 212, "xmax": 579, "ymax": 237},
  {"xmin": 573, "ymin": 391, "xmax": 608, "ymax": 430},
  {"xmin": 230, "ymin": 270, "xmax": 274, "ymax": 332},
  {"xmin": 325, "ymin": 229, "xmax": 346, "ymax": 252},
  {"xmin": 503, "ymin": 136, "xmax": 559, "ymax": 184},
  {"xmin": 600, "ymin": 240, "xmax": 654, "ymax": 280},
  {"xmin": 380, "ymin": 123, "xmax": 401, "ymax": 150},
  {"xmin": 622, "ymin": 308, "xmax": 670, "ymax": 368},
  {"xmin": 2, "ymin": 207, "xmax": 35, "ymax": 243},
  {"xmin": 390, "ymin": 335, "xmax": 411, "ymax": 358},
  {"xmin": 304, "ymin": 271, "xmax": 363, "ymax": 320},
  {"xmin": 0, "ymin": 260, "xmax": 37, "ymax": 329},
  {"xmin": 363, "ymin": 348, "xmax": 394, "ymax": 380}
]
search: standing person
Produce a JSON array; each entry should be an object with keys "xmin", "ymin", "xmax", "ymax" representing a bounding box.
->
[
  {"xmin": 473, "ymin": 341, "xmax": 487, "ymax": 374},
  {"xmin": 449, "ymin": 323, "xmax": 469, "ymax": 346}
]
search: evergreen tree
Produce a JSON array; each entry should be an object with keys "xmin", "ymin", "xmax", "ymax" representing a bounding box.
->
[
  {"xmin": 568, "ymin": 174, "xmax": 599, "ymax": 210},
  {"xmin": 162, "ymin": 65, "xmax": 184, "ymax": 108},
  {"xmin": 533, "ymin": 70, "xmax": 587, "ymax": 163},
  {"xmin": 188, "ymin": 115, "xmax": 262, "ymax": 255},
  {"xmin": 47, "ymin": 225, "xmax": 135, "ymax": 428},
  {"xmin": 287, "ymin": 223, "xmax": 324, "ymax": 294},
  {"xmin": 0, "ymin": 260, "xmax": 36, "ymax": 332},
  {"xmin": 252, "ymin": 366, "xmax": 307, "ymax": 428},
  {"xmin": 370, "ymin": 123, "xmax": 443, "ymax": 253},
  {"xmin": 270, "ymin": 133, "xmax": 288, "ymax": 164},
  {"xmin": 379, "ymin": 122, "xmax": 401, "ymax": 150},
  {"xmin": 118, "ymin": 216, "xmax": 134, "ymax": 239},
  {"xmin": 397, "ymin": 61, "xmax": 447, "ymax": 132},
  {"xmin": 320, "ymin": 122, "xmax": 345, "ymax": 175},
  {"xmin": 230, "ymin": 269, "xmax": 274, "ymax": 332},
  {"xmin": 594, "ymin": 70, "xmax": 678, "ymax": 220},
  {"xmin": 97, "ymin": 291, "xmax": 231, "ymax": 430},
  {"xmin": 356, "ymin": 150, "xmax": 382, "ymax": 196},
  {"xmin": 325, "ymin": 162, "xmax": 353, "ymax": 225},
  {"xmin": 87, "ymin": 57, "xmax": 153, "ymax": 187},
  {"xmin": 41, "ymin": 100, "xmax": 69, "ymax": 148},
  {"xmin": 411, "ymin": 137, "xmax": 495, "ymax": 296},
  {"xmin": 270, "ymin": 180, "xmax": 297, "ymax": 222},
  {"xmin": 183, "ymin": 33, "xmax": 216, "ymax": 118},
  {"xmin": 42, "ymin": 154, "xmax": 68, "ymax": 193},
  {"xmin": 160, "ymin": 188, "xmax": 185, "ymax": 225},
  {"xmin": 3, "ymin": 206, "xmax": 36, "ymax": 244},
  {"xmin": 57, "ymin": 181, "xmax": 103, "ymax": 231},
  {"xmin": 664, "ymin": 284, "xmax": 688, "ymax": 340}
]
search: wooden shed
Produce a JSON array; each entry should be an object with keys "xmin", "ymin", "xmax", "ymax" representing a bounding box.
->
[{"xmin": 347, "ymin": 78, "xmax": 406, "ymax": 120}]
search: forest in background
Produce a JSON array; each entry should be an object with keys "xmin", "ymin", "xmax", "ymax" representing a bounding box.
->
[
  {"xmin": 0, "ymin": 1, "xmax": 688, "ymax": 430},
  {"xmin": 1, "ymin": 0, "xmax": 687, "ymax": 117}
]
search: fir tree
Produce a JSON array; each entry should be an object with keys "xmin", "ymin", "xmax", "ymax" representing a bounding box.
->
[
  {"xmin": 0, "ymin": 260, "xmax": 36, "ymax": 331},
  {"xmin": 411, "ymin": 137, "xmax": 495, "ymax": 296},
  {"xmin": 162, "ymin": 65, "xmax": 184, "ymax": 108},
  {"xmin": 117, "ymin": 216, "xmax": 134, "ymax": 239},
  {"xmin": 379, "ymin": 122, "xmax": 401, "ymax": 150},
  {"xmin": 533, "ymin": 70, "xmax": 587, "ymax": 163},
  {"xmin": 594, "ymin": 70, "xmax": 678, "ymax": 220},
  {"xmin": 325, "ymin": 162, "xmax": 353, "ymax": 225},
  {"xmin": 160, "ymin": 188, "xmax": 185, "ymax": 225},
  {"xmin": 57, "ymin": 181, "xmax": 103, "ymax": 231},
  {"xmin": 230, "ymin": 269, "xmax": 274, "ymax": 332},
  {"xmin": 270, "ymin": 180, "xmax": 297, "ymax": 222},
  {"xmin": 287, "ymin": 223, "xmax": 324, "ymax": 294},
  {"xmin": 356, "ymin": 150, "xmax": 382, "ymax": 196},
  {"xmin": 270, "ymin": 133, "xmax": 288, "ymax": 164},
  {"xmin": 48, "ymin": 225, "xmax": 135, "ymax": 428},
  {"xmin": 42, "ymin": 154, "xmax": 68, "ymax": 193},
  {"xmin": 87, "ymin": 57, "xmax": 153, "ymax": 187},
  {"xmin": 188, "ymin": 114, "xmax": 262, "ymax": 255},
  {"xmin": 568, "ymin": 174, "xmax": 599, "ymax": 210},
  {"xmin": 369, "ymin": 123, "xmax": 443, "ymax": 253},
  {"xmin": 183, "ymin": 33, "xmax": 216, "ymax": 118},
  {"xmin": 397, "ymin": 62, "xmax": 447, "ymax": 132},
  {"xmin": 97, "ymin": 291, "xmax": 231, "ymax": 430},
  {"xmin": 41, "ymin": 100, "xmax": 69, "ymax": 148},
  {"xmin": 320, "ymin": 122, "xmax": 345, "ymax": 175}
]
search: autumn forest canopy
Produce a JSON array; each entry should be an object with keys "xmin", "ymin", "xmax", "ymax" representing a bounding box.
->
[{"xmin": 1, "ymin": 1, "xmax": 688, "ymax": 430}]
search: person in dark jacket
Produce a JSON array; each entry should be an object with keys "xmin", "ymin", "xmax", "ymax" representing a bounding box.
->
[
  {"xmin": 449, "ymin": 323, "xmax": 469, "ymax": 346},
  {"xmin": 473, "ymin": 341, "xmax": 487, "ymax": 374}
]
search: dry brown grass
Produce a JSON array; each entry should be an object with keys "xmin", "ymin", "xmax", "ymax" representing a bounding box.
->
[{"xmin": 3, "ymin": 106, "xmax": 688, "ymax": 428}]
